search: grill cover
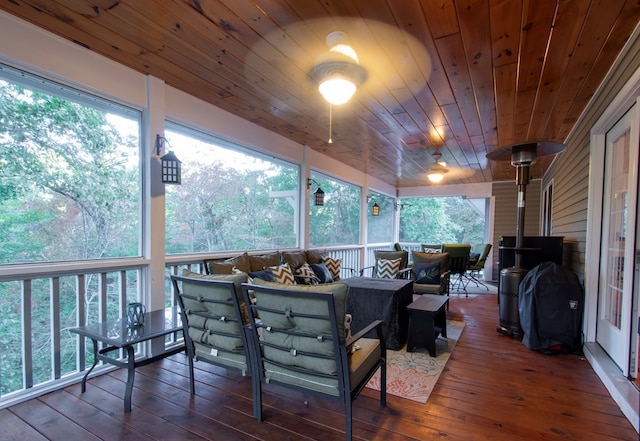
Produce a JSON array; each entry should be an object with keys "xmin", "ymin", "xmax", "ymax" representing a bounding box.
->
[{"xmin": 518, "ymin": 262, "xmax": 584, "ymax": 354}]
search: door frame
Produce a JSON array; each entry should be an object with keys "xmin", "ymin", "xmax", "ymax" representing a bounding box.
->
[{"xmin": 584, "ymin": 66, "xmax": 640, "ymax": 431}]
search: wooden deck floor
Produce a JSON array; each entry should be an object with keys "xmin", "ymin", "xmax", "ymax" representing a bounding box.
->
[{"xmin": 2, "ymin": 292, "xmax": 637, "ymax": 441}]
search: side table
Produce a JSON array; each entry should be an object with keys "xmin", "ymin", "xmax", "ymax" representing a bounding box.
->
[
  {"xmin": 70, "ymin": 306, "xmax": 185, "ymax": 412},
  {"xmin": 406, "ymin": 294, "xmax": 448, "ymax": 356}
]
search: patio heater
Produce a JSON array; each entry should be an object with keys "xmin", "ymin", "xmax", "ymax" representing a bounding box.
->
[{"xmin": 486, "ymin": 141, "xmax": 566, "ymax": 338}]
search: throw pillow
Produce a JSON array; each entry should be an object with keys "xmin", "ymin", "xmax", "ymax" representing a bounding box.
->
[
  {"xmin": 413, "ymin": 262, "xmax": 441, "ymax": 284},
  {"xmin": 412, "ymin": 251, "xmax": 449, "ymax": 275},
  {"xmin": 322, "ymin": 256, "xmax": 342, "ymax": 281},
  {"xmin": 206, "ymin": 252, "xmax": 251, "ymax": 274},
  {"xmin": 423, "ymin": 248, "xmax": 442, "ymax": 254},
  {"xmin": 375, "ymin": 257, "xmax": 402, "ymax": 279},
  {"xmin": 282, "ymin": 250, "xmax": 307, "ymax": 270},
  {"xmin": 268, "ymin": 263, "xmax": 296, "ymax": 284},
  {"xmin": 248, "ymin": 269, "xmax": 275, "ymax": 283},
  {"xmin": 295, "ymin": 262, "xmax": 319, "ymax": 285},
  {"xmin": 249, "ymin": 252, "xmax": 281, "ymax": 272},
  {"xmin": 310, "ymin": 263, "xmax": 334, "ymax": 283}
]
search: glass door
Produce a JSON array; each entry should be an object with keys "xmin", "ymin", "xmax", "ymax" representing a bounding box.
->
[{"xmin": 596, "ymin": 107, "xmax": 639, "ymax": 375}]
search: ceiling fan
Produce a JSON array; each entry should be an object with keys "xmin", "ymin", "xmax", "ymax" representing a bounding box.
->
[
  {"xmin": 425, "ymin": 148, "xmax": 477, "ymax": 184},
  {"xmin": 242, "ymin": 17, "xmax": 433, "ymax": 120}
]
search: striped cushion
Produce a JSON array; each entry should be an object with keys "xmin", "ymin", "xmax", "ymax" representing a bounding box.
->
[
  {"xmin": 295, "ymin": 263, "xmax": 319, "ymax": 285},
  {"xmin": 268, "ymin": 263, "xmax": 296, "ymax": 284},
  {"xmin": 376, "ymin": 257, "xmax": 402, "ymax": 278},
  {"xmin": 322, "ymin": 256, "xmax": 342, "ymax": 281}
]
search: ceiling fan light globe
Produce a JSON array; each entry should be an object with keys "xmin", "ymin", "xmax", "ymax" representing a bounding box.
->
[
  {"xmin": 319, "ymin": 76, "xmax": 356, "ymax": 105},
  {"xmin": 427, "ymin": 172, "xmax": 444, "ymax": 183}
]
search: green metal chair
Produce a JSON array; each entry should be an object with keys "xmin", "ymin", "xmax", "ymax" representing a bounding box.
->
[
  {"xmin": 442, "ymin": 244, "xmax": 472, "ymax": 295},
  {"xmin": 463, "ymin": 243, "xmax": 492, "ymax": 290},
  {"xmin": 242, "ymin": 281, "xmax": 386, "ymax": 441},
  {"xmin": 171, "ymin": 273, "xmax": 260, "ymax": 419}
]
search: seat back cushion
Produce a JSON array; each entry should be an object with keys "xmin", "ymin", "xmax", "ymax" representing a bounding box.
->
[
  {"xmin": 176, "ymin": 274, "xmax": 249, "ymax": 372},
  {"xmin": 251, "ymin": 279, "xmax": 348, "ymax": 343},
  {"xmin": 207, "ymin": 252, "xmax": 251, "ymax": 274},
  {"xmin": 282, "ymin": 250, "xmax": 308, "ymax": 270},
  {"xmin": 249, "ymin": 252, "xmax": 282, "ymax": 272},
  {"xmin": 412, "ymin": 251, "xmax": 449, "ymax": 278}
]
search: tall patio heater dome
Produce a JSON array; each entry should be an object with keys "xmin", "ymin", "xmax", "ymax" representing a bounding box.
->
[{"xmin": 487, "ymin": 141, "xmax": 566, "ymax": 339}]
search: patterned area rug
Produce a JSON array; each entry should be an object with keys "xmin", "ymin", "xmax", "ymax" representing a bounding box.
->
[{"xmin": 366, "ymin": 320, "xmax": 465, "ymax": 403}]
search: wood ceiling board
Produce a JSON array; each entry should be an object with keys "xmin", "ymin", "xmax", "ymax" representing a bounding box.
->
[
  {"xmin": 421, "ymin": 0, "xmax": 460, "ymax": 39},
  {"xmin": 435, "ymin": 33, "xmax": 484, "ymax": 139},
  {"xmin": 457, "ymin": 0, "xmax": 497, "ymax": 146},
  {"xmin": 516, "ymin": 0, "xmax": 557, "ymax": 93},
  {"xmin": 525, "ymin": 0, "xmax": 592, "ymax": 141},
  {"xmin": 489, "ymin": 0, "xmax": 522, "ymax": 68},
  {"xmin": 493, "ymin": 63, "xmax": 517, "ymax": 148}
]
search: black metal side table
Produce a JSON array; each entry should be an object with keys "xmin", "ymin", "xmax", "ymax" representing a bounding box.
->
[
  {"xmin": 70, "ymin": 306, "xmax": 185, "ymax": 412},
  {"xmin": 406, "ymin": 294, "xmax": 448, "ymax": 356}
]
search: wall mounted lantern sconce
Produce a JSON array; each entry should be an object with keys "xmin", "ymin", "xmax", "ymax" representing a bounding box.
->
[
  {"xmin": 367, "ymin": 196, "xmax": 380, "ymax": 216},
  {"xmin": 156, "ymin": 134, "xmax": 182, "ymax": 184},
  {"xmin": 307, "ymin": 178, "xmax": 325, "ymax": 206}
]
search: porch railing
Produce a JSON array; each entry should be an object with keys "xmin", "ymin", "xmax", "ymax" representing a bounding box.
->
[{"xmin": 1, "ymin": 244, "xmax": 395, "ymax": 409}]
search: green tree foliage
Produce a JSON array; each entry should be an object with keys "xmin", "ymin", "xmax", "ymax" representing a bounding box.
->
[
  {"xmin": 0, "ymin": 80, "xmax": 141, "ymax": 395},
  {"xmin": 164, "ymin": 131, "xmax": 299, "ymax": 253},
  {"xmin": 309, "ymin": 174, "xmax": 361, "ymax": 247},
  {"xmin": 0, "ymin": 82, "xmax": 140, "ymax": 263},
  {"xmin": 399, "ymin": 196, "xmax": 485, "ymax": 244},
  {"xmin": 367, "ymin": 192, "xmax": 395, "ymax": 243}
]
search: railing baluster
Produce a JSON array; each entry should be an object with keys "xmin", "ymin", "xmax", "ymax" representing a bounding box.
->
[
  {"xmin": 76, "ymin": 274, "xmax": 86, "ymax": 372},
  {"xmin": 51, "ymin": 277, "xmax": 61, "ymax": 380},
  {"xmin": 99, "ymin": 272, "xmax": 107, "ymax": 323},
  {"xmin": 22, "ymin": 279, "xmax": 33, "ymax": 389}
]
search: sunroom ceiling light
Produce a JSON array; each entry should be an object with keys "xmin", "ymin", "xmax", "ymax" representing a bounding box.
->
[
  {"xmin": 308, "ymin": 31, "xmax": 367, "ymax": 106},
  {"xmin": 427, "ymin": 151, "xmax": 448, "ymax": 183},
  {"xmin": 318, "ymin": 73, "xmax": 357, "ymax": 105}
]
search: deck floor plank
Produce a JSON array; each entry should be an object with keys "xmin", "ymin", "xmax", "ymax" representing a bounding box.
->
[{"xmin": 1, "ymin": 291, "xmax": 637, "ymax": 440}]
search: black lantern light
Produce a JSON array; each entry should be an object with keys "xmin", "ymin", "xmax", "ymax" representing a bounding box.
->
[
  {"xmin": 156, "ymin": 134, "xmax": 182, "ymax": 184},
  {"xmin": 368, "ymin": 196, "xmax": 380, "ymax": 216},
  {"xmin": 307, "ymin": 178, "xmax": 325, "ymax": 206}
]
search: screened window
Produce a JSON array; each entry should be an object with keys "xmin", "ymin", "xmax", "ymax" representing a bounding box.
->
[
  {"xmin": 399, "ymin": 196, "xmax": 486, "ymax": 244},
  {"xmin": 309, "ymin": 172, "xmax": 361, "ymax": 247},
  {"xmin": 0, "ymin": 64, "xmax": 141, "ymax": 264},
  {"xmin": 164, "ymin": 123, "xmax": 299, "ymax": 253},
  {"xmin": 367, "ymin": 191, "xmax": 395, "ymax": 244}
]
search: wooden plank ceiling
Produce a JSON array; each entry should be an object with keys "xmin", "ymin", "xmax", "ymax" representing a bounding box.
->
[{"xmin": 2, "ymin": 0, "xmax": 639, "ymax": 187}]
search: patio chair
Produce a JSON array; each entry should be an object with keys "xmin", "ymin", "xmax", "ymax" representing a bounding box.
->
[
  {"xmin": 442, "ymin": 244, "xmax": 472, "ymax": 296},
  {"xmin": 171, "ymin": 273, "xmax": 260, "ymax": 419},
  {"xmin": 410, "ymin": 251, "xmax": 451, "ymax": 307},
  {"xmin": 241, "ymin": 281, "xmax": 386, "ymax": 441},
  {"xmin": 463, "ymin": 243, "xmax": 492, "ymax": 290},
  {"xmin": 359, "ymin": 249, "xmax": 410, "ymax": 279}
]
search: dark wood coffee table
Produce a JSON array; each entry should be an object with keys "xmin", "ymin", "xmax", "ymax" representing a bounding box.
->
[
  {"xmin": 406, "ymin": 294, "xmax": 448, "ymax": 356},
  {"xmin": 70, "ymin": 306, "xmax": 185, "ymax": 412}
]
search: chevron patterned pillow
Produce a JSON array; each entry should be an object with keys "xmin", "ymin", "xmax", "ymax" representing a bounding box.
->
[
  {"xmin": 322, "ymin": 256, "xmax": 342, "ymax": 281},
  {"xmin": 268, "ymin": 263, "xmax": 296, "ymax": 284},
  {"xmin": 376, "ymin": 257, "xmax": 402, "ymax": 278},
  {"xmin": 295, "ymin": 262, "xmax": 319, "ymax": 285}
]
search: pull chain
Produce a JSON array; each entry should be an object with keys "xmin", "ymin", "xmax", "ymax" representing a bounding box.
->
[{"xmin": 328, "ymin": 103, "xmax": 333, "ymax": 144}]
